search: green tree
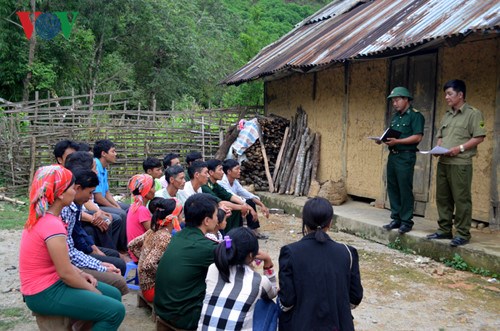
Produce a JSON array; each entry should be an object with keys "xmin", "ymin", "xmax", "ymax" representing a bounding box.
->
[{"xmin": 1, "ymin": 0, "xmax": 323, "ymax": 108}]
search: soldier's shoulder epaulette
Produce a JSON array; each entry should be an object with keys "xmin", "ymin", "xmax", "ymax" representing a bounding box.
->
[
  {"xmin": 412, "ymin": 107, "xmax": 420, "ymax": 113},
  {"xmin": 466, "ymin": 104, "xmax": 480, "ymax": 113}
]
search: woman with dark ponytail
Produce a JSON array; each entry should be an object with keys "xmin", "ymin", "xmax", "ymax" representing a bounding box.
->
[
  {"xmin": 198, "ymin": 227, "xmax": 277, "ymax": 330},
  {"xmin": 128, "ymin": 197, "xmax": 182, "ymax": 302},
  {"xmin": 278, "ymin": 197, "xmax": 363, "ymax": 331}
]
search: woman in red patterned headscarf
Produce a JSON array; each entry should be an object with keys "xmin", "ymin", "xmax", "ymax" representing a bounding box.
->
[
  {"xmin": 126, "ymin": 174, "xmax": 155, "ymax": 261},
  {"xmin": 19, "ymin": 165, "xmax": 125, "ymax": 330}
]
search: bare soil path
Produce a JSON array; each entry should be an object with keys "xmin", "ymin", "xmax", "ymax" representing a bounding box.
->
[{"xmin": 1, "ymin": 213, "xmax": 499, "ymax": 330}]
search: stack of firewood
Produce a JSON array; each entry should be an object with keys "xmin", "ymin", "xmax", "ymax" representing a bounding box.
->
[
  {"xmin": 239, "ymin": 115, "xmax": 289, "ymax": 190},
  {"xmin": 273, "ymin": 107, "xmax": 320, "ymax": 196},
  {"xmin": 216, "ymin": 108, "xmax": 319, "ymax": 195}
]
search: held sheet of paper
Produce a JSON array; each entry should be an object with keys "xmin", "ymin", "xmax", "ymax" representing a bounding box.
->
[{"xmin": 419, "ymin": 146, "xmax": 450, "ymax": 154}]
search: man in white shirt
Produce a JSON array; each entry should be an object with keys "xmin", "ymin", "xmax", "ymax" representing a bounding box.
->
[
  {"xmin": 155, "ymin": 165, "xmax": 186, "ymax": 201},
  {"xmin": 177, "ymin": 161, "xmax": 209, "ymax": 205},
  {"xmin": 159, "ymin": 153, "xmax": 181, "ymax": 188},
  {"xmin": 219, "ymin": 159, "xmax": 270, "ymax": 239}
]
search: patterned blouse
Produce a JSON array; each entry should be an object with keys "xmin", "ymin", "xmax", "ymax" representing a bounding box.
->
[{"xmin": 128, "ymin": 228, "xmax": 171, "ymax": 291}]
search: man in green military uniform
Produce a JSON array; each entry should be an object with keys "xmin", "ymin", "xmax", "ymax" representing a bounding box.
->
[
  {"xmin": 381, "ymin": 87, "xmax": 425, "ymax": 234},
  {"xmin": 154, "ymin": 193, "xmax": 218, "ymax": 330},
  {"xmin": 201, "ymin": 159, "xmax": 256, "ymax": 233},
  {"xmin": 427, "ymin": 79, "xmax": 486, "ymax": 247}
]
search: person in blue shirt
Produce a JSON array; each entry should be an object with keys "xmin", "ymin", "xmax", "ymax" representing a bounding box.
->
[{"xmin": 92, "ymin": 140, "xmax": 130, "ymax": 235}]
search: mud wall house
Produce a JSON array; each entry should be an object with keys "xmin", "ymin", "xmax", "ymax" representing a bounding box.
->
[{"xmin": 222, "ymin": 0, "xmax": 500, "ymax": 226}]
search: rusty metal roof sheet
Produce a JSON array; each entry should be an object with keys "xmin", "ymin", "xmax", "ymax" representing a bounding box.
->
[{"xmin": 222, "ymin": 0, "xmax": 500, "ymax": 86}]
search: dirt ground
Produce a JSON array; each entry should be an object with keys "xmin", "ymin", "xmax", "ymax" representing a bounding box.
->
[{"xmin": 1, "ymin": 213, "xmax": 499, "ymax": 331}]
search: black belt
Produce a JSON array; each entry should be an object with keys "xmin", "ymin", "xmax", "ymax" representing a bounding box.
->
[{"xmin": 389, "ymin": 150, "xmax": 417, "ymax": 154}]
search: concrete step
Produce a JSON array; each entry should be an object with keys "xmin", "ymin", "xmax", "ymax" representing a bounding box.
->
[{"xmin": 258, "ymin": 192, "xmax": 500, "ymax": 275}]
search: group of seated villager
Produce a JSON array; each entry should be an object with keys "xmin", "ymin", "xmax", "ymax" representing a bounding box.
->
[{"xmin": 19, "ymin": 139, "xmax": 363, "ymax": 330}]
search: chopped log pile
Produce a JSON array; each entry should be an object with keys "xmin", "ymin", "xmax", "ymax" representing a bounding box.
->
[
  {"xmin": 218, "ymin": 107, "xmax": 320, "ymax": 196},
  {"xmin": 273, "ymin": 107, "xmax": 320, "ymax": 196},
  {"xmin": 239, "ymin": 115, "xmax": 289, "ymax": 191}
]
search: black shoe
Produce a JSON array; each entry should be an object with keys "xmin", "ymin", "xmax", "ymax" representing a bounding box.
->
[
  {"xmin": 426, "ymin": 232, "xmax": 453, "ymax": 240},
  {"xmin": 254, "ymin": 231, "xmax": 269, "ymax": 240},
  {"xmin": 450, "ymin": 237, "xmax": 469, "ymax": 247},
  {"xmin": 383, "ymin": 220, "xmax": 401, "ymax": 231},
  {"xmin": 398, "ymin": 224, "xmax": 412, "ymax": 234}
]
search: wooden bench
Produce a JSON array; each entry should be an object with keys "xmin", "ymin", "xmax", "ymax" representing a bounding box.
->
[
  {"xmin": 137, "ymin": 292, "xmax": 156, "ymax": 322},
  {"xmin": 32, "ymin": 312, "xmax": 92, "ymax": 331},
  {"xmin": 156, "ymin": 316, "xmax": 189, "ymax": 331}
]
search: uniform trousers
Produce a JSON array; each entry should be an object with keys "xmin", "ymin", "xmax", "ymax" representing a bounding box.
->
[
  {"xmin": 436, "ymin": 162, "xmax": 473, "ymax": 239},
  {"xmin": 387, "ymin": 151, "xmax": 416, "ymax": 226}
]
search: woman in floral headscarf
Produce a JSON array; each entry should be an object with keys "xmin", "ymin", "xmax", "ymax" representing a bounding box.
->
[
  {"xmin": 128, "ymin": 197, "xmax": 183, "ymax": 302},
  {"xmin": 19, "ymin": 165, "xmax": 125, "ymax": 330},
  {"xmin": 126, "ymin": 174, "xmax": 156, "ymax": 261}
]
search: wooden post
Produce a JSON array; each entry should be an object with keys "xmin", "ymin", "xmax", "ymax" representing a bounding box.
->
[
  {"xmin": 258, "ymin": 128, "xmax": 274, "ymax": 193},
  {"xmin": 491, "ymin": 40, "xmax": 500, "ymax": 230},
  {"xmin": 48, "ymin": 91, "xmax": 54, "ymax": 127},
  {"xmin": 201, "ymin": 116, "xmax": 205, "ymax": 159},
  {"xmin": 34, "ymin": 91, "xmax": 39, "ymax": 123},
  {"xmin": 89, "ymin": 89, "xmax": 94, "ymax": 113},
  {"xmin": 152, "ymin": 98, "xmax": 157, "ymax": 123},
  {"xmin": 272, "ymin": 126, "xmax": 289, "ymax": 184},
  {"xmin": 29, "ymin": 136, "xmax": 36, "ymax": 188},
  {"xmin": 71, "ymin": 88, "xmax": 75, "ymax": 124},
  {"xmin": 9, "ymin": 115, "xmax": 15, "ymax": 188}
]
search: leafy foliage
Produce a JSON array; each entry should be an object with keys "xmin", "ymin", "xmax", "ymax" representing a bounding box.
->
[
  {"xmin": 387, "ymin": 237, "xmax": 414, "ymax": 254},
  {"xmin": 441, "ymin": 254, "xmax": 498, "ymax": 277},
  {"xmin": 443, "ymin": 253, "xmax": 468, "ymax": 271},
  {"xmin": 0, "ymin": 0, "xmax": 323, "ymax": 107}
]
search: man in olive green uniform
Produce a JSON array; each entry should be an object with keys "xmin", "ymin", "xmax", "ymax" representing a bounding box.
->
[
  {"xmin": 201, "ymin": 159, "xmax": 256, "ymax": 233},
  {"xmin": 381, "ymin": 87, "xmax": 425, "ymax": 234},
  {"xmin": 154, "ymin": 193, "xmax": 218, "ymax": 330},
  {"xmin": 427, "ymin": 80, "xmax": 486, "ymax": 247}
]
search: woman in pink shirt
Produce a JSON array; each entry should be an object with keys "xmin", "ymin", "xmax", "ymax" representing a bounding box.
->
[
  {"xmin": 126, "ymin": 174, "xmax": 156, "ymax": 261},
  {"xmin": 19, "ymin": 165, "xmax": 125, "ymax": 331}
]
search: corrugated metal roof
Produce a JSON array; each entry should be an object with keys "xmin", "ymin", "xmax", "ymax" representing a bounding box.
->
[{"xmin": 222, "ymin": 0, "xmax": 500, "ymax": 86}]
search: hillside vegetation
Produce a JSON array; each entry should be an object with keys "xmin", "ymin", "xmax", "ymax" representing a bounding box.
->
[{"xmin": 0, "ymin": 0, "xmax": 328, "ymax": 109}]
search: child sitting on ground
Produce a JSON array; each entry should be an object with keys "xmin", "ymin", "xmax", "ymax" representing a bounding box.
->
[
  {"xmin": 128, "ymin": 197, "xmax": 183, "ymax": 302},
  {"xmin": 205, "ymin": 208, "xmax": 228, "ymax": 243},
  {"xmin": 198, "ymin": 227, "xmax": 277, "ymax": 330}
]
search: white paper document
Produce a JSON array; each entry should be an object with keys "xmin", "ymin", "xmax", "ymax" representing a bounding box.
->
[{"xmin": 419, "ymin": 146, "xmax": 449, "ymax": 155}]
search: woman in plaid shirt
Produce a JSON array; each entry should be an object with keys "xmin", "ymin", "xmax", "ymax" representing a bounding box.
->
[{"xmin": 198, "ymin": 227, "xmax": 278, "ymax": 330}]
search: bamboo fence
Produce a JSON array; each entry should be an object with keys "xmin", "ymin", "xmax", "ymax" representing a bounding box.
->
[{"xmin": 0, "ymin": 91, "xmax": 263, "ymax": 195}]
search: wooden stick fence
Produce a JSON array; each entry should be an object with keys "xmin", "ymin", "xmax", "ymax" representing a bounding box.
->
[{"xmin": 0, "ymin": 91, "xmax": 263, "ymax": 195}]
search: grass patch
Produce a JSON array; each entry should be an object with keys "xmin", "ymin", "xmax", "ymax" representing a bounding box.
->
[
  {"xmin": 387, "ymin": 237, "xmax": 414, "ymax": 254},
  {"xmin": 0, "ymin": 200, "xmax": 28, "ymax": 230},
  {"xmin": 0, "ymin": 307, "xmax": 29, "ymax": 331},
  {"xmin": 0, "ymin": 307, "xmax": 24, "ymax": 318}
]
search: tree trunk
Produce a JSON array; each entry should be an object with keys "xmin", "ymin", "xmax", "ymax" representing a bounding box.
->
[{"xmin": 89, "ymin": 34, "xmax": 104, "ymax": 107}]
